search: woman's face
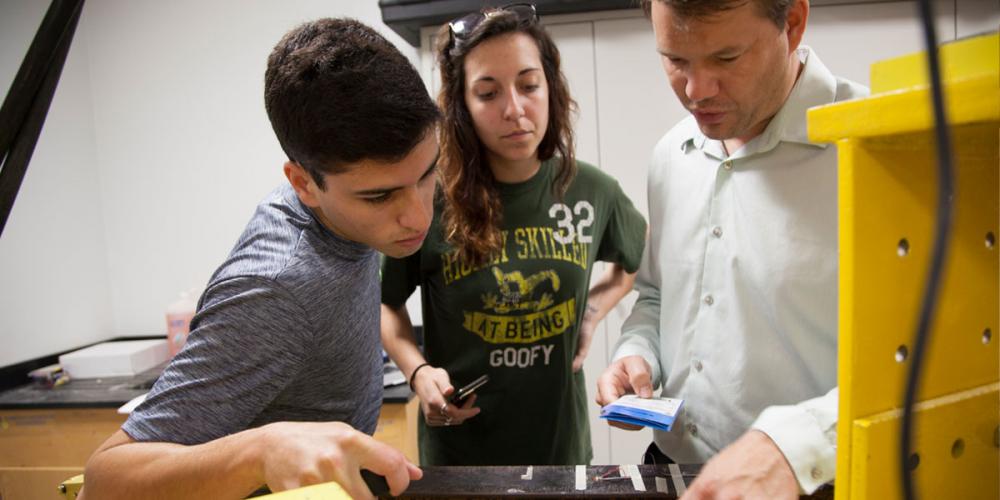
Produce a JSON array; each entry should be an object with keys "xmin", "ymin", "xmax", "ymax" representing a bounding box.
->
[{"xmin": 463, "ymin": 31, "xmax": 549, "ymax": 175}]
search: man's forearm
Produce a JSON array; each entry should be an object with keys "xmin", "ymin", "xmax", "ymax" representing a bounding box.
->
[
  {"xmin": 83, "ymin": 428, "xmax": 264, "ymax": 500},
  {"xmin": 614, "ymin": 275, "xmax": 664, "ymax": 387},
  {"xmin": 752, "ymin": 387, "xmax": 839, "ymax": 493}
]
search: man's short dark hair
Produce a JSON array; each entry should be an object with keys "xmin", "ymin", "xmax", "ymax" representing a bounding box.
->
[
  {"xmin": 640, "ymin": 0, "xmax": 795, "ymax": 28},
  {"xmin": 265, "ymin": 18, "xmax": 440, "ymax": 188}
]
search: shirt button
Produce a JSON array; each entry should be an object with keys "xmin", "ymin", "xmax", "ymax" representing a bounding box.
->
[
  {"xmin": 723, "ymin": 160, "xmax": 733, "ymax": 170},
  {"xmin": 688, "ymin": 423, "xmax": 698, "ymax": 436},
  {"xmin": 693, "ymin": 360, "xmax": 703, "ymax": 372},
  {"xmin": 703, "ymin": 295, "xmax": 714, "ymax": 306},
  {"xmin": 811, "ymin": 467, "xmax": 822, "ymax": 480},
  {"xmin": 712, "ymin": 226, "xmax": 723, "ymax": 238}
]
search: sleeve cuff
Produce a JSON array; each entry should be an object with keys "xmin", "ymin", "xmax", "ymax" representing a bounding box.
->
[{"xmin": 752, "ymin": 402, "xmax": 836, "ymax": 494}]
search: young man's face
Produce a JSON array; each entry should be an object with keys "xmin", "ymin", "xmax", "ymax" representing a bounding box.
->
[
  {"xmin": 285, "ymin": 131, "xmax": 439, "ymax": 258},
  {"xmin": 651, "ymin": 0, "xmax": 804, "ymax": 144}
]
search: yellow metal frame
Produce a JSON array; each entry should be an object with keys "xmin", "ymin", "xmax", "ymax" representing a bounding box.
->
[
  {"xmin": 58, "ymin": 474, "xmax": 84, "ymax": 499},
  {"xmin": 57, "ymin": 473, "xmax": 351, "ymax": 499},
  {"xmin": 258, "ymin": 482, "xmax": 352, "ymax": 499},
  {"xmin": 809, "ymin": 32, "xmax": 999, "ymax": 500}
]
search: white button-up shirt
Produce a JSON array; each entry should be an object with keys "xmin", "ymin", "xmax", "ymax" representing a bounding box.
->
[{"xmin": 614, "ymin": 47, "xmax": 868, "ymax": 493}]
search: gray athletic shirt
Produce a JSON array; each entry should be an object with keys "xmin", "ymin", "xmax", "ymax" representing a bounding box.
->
[{"xmin": 123, "ymin": 184, "xmax": 383, "ymax": 445}]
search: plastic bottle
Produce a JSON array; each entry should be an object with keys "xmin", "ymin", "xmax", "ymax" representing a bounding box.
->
[{"xmin": 165, "ymin": 289, "xmax": 198, "ymax": 358}]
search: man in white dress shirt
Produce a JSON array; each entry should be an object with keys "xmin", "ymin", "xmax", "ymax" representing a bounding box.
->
[{"xmin": 596, "ymin": 0, "xmax": 867, "ymax": 498}]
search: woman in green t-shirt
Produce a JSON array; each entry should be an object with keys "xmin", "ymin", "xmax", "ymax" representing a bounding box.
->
[{"xmin": 381, "ymin": 3, "xmax": 647, "ymax": 466}]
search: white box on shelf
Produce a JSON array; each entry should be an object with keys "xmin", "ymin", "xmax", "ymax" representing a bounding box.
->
[{"xmin": 59, "ymin": 339, "xmax": 169, "ymax": 378}]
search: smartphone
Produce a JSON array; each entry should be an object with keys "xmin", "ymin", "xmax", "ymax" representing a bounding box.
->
[{"xmin": 450, "ymin": 374, "xmax": 489, "ymax": 405}]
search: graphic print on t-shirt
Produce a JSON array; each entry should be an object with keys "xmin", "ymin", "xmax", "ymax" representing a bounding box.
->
[
  {"xmin": 470, "ymin": 265, "xmax": 574, "ymax": 344},
  {"xmin": 438, "ymin": 202, "xmax": 596, "ymax": 369}
]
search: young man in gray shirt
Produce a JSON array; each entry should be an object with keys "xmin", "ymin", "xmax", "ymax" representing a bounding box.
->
[{"xmin": 83, "ymin": 18, "xmax": 440, "ymax": 500}]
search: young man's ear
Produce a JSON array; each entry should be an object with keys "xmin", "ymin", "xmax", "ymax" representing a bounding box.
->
[
  {"xmin": 284, "ymin": 161, "xmax": 321, "ymax": 208},
  {"xmin": 784, "ymin": 0, "xmax": 809, "ymax": 53}
]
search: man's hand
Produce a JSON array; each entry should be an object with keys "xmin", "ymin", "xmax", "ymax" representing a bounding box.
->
[
  {"xmin": 411, "ymin": 365, "xmax": 481, "ymax": 426},
  {"xmin": 682, "ymin": 430, "xmax": 798, "ymax": 500},
  {"xmin": 258, "ymin": 421, "xmax": 422, "ymax": 499},
  {"xmin": 596, "ymin": 355, "xmax": 653, "ymax": 430}
]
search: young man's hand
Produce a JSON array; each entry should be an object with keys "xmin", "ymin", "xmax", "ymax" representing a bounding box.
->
[
  {"xmin": 595, "ymin": 355, "xmax": 653, "ymax": 430},
  {"xmin": 681, "ymin": 430, "xmax": 798, "ymax": 500},
  {"xmin": 411, "ymin": 365, "xmax": 481, "ymax": 426},
  {"xmin": 258, "ymin": 421, "xmax": 421, "ymax": 499}
]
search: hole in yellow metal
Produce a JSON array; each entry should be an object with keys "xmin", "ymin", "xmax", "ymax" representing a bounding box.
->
[
  {"xmin": 897, "ymin": 238, "xmax": 910, "ymax": 257},
  {"xmin": 895, "ymin": 345, "xmax": 908, "ymax": 363},
  {"xmin": 951, "ymin": 439, "xmax": 965, "ymax": 458}
]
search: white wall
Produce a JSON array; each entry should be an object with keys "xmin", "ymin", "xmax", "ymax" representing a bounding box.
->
[
  {"xmin": 86, "ymin": 0, "xmax": 419, "ymax": 337},
  {"xmin": 0, "ymin": 0, "xmax": 419, "ymax": 366},
  {"xmin": 0, "ymin": 0, "xmax": 112, "ymax": 367}
]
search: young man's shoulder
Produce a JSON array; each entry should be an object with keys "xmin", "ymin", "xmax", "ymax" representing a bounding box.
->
[
  {"xmin": 213, "ymin": 184, "xmax": 368, "ymax": 281},
  {"xmin": 219, "ymin": 185, "xmax": 312, "ymax": 270}
]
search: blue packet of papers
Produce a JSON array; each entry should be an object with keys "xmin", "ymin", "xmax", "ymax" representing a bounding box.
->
[{"xmin": 600, "ymin": 395, "xmax": 684, "ymax": 431}]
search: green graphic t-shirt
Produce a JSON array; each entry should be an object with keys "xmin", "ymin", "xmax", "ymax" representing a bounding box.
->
[{"xmin": 381, "ymin": 159, "xmax": 646, "ymax": 465}]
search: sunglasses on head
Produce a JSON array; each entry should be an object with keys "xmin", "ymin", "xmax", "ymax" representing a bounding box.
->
[{"xmin": 448, "ymin": 3, "xmax": 538, "ymax": 43}]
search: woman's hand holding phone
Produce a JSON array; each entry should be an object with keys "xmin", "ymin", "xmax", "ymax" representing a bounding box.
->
[{"xmin": 410, "ymin": 365, "xmax": 482, "ymax": 426}]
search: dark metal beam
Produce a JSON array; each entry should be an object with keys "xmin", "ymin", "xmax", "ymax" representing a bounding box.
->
[
  {"xmin": 379, "ymin": 0, "xmax": 906, "ymax": 47},
  {"xmin": 0, "ymin": 0, "xmax": 85, "ymax": 237},
  {"xmin": 379, "ymin": 0, "xmax": 636, "ymax": 46}
]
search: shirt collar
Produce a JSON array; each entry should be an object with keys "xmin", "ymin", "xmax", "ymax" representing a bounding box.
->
[
  {"xmin": 763, "ymin": 46, "xmax": 837, "ymax": 149},
  {"xmin": 682, "ymin": 46, "xmax": 839, "ymax": 157}
]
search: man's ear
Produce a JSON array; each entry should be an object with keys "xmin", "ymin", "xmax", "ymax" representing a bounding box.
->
[
  {"xmin": 785, "ymin": 0, "xmax": 809, "ymax": 53},
  {"xmin": 284, "ymin": 161, "xmax": 320, "ymax": 208}
]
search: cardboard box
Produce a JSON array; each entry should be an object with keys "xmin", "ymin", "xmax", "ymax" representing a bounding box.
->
[{"xmin": 59, "ymin": 340, "xmax": 168, "ymax": 378}]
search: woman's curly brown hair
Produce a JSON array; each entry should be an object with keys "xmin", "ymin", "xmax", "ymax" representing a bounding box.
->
[{"xmin": 435, "ymin": 8, "xmax": 577, "ymax": 266}]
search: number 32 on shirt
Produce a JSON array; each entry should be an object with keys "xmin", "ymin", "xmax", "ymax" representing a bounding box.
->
[{"xmin": 549, "ymin": 201, "xmax": 594, "ymax": 245}]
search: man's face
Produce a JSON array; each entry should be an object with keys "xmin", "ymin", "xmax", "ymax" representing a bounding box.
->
[
  {"xmin": 286, "ymin": 131, "xmax": 439, "ymax": 258},
  {"xmin": 651, "ymin": 0, "xmax": 800, "ymax": 143}
]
